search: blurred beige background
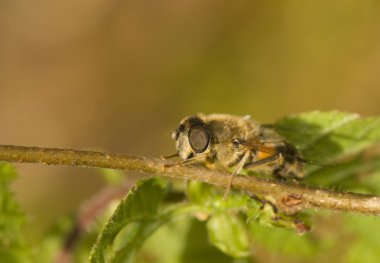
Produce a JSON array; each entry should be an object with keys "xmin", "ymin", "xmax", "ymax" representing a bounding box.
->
[{"xmin": 1, "ymin": 1, "xmax": 380, "ymax": 239}]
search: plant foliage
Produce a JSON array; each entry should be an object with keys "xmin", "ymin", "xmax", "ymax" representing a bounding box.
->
[
  {"xmin": 0, "ymin": 163, "xmax": 30, "ymax": 263},
  {"xmin": 2, "ymin": 111, "xmax": 380, "ymax": 263}
]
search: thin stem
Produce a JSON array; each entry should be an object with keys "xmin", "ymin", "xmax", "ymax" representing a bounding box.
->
[
  {"xmin": 54, "ymin": 182, "xmax": 135, "ymax": 263},
  {"xmin": 1, "ymin": 144, "xmax": 380, "ymax": 215}
]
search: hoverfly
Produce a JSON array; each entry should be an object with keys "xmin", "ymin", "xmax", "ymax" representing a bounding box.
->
[{"xmin": 169, "ymin": 114, "xmax": 305, "ymax": 197}]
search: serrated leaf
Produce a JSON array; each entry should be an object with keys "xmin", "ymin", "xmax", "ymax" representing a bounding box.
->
[
  {"xmin": 0, "ymin": 162, "xmax": 30, "ymax": 263},
  {"xmin": 188, "ymin": 182, "xmax": 309, "ymax": 255},
  {"xmin": 274, "ymin": 111, "xmax": 380, "ymax": 190},
  {"xmin": 275, "ymin": 111, "xmax": 380, "ymax": 163},
  {"xmin": 206, "ymin": 213, "xmax": 250, "ymax": 258},
  {"xmin": 89, "ymin": 177, "xmax": 172, "ymax": 263},
  {"xmin": 91, "ymin": 111, "xmax": 380, "ymax": 262}
]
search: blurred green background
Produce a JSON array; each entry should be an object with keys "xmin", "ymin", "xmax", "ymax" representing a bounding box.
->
[{"xmin": 1, "ymin": 0, "xmax": 380, "ymax": 250}]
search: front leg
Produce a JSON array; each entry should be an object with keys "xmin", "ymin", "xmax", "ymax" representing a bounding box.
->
[
  {"xmin": 224, "ymin": 151, "xmax": 251, "ymax": 199},
  {"xmin": 162, "ymin": 153, "xmax": 209, "ymax": 168}
]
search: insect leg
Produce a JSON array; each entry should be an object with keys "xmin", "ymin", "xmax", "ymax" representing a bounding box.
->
[
  {"xmin": 163, "ymin": 153, "xmax": 206, "ymax": 168},
  {"xmin": 160, "ymin": 153, "xmax": 179, "ymax": 160},
  {"xmin": 224, "ymin": 151, "xmax": 251, "ymax": 199},
  {"xmin": 243, "ymin": 153, "xmax": 280, "ymax": 169}
]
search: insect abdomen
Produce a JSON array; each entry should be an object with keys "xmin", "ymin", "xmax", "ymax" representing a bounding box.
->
[{"xmin": 275, "ymin": 144, "xmax": 304, "ymax": 179}]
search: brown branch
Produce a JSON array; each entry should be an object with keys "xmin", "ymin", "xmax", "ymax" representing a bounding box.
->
[{"xmin": 1, "ymin": 144, "xmax": 380, "ymax": 215}]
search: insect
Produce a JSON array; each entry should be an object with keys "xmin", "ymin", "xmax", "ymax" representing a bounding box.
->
[{"xmin": 169, "ymin": 113, "xmax": 305, "ymax": 197}]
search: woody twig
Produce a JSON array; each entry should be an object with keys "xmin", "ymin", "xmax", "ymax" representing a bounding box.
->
[{"xmin": 1, "ymin": 144, "xmax": 380, "ymax": 215}]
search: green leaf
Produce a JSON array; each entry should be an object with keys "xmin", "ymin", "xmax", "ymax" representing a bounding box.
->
[
  {"xmin": 89, "ymin": 177, "xmax": 172, "ymax": 263},
  {"xmin": 275, "ymin": 111, "xmax": 380, "ymax": 163},
  {"xmin": 306, "ymin": 155, "xmax": 380, "ymax": 189},
  {"xmin": 89, "ymin": 111, "xmax": 380, "ymax": 262},
  {"xmin": 206, "ymin": 213, "xmax": 250, "ymax": 258},
  {"xmin": 179, "ymin": 111, "xmax": 380, "ymax": 261},
  {"xmin": 34, "ymin": 216, "xmax": 76, "ymax": 263},
  {"xmin": 343, "ymin": 214, "xmax": 380, "ymax": 263},
  {"xmin": 274, "ymin": 111, "xmax": 380, "ymax": 191},
  {"xmin": 98, "ymin": 169, "xmax": 125, "ymax": 186},
  {"xmin": 187, "ymin": 181, "xmax": 219, "ymax": 208},
  {"xmin": 0, "ymin": 162, "xmax": 30, "ymax": 263},
  {"xmin": 248, "ymin": 222, "xmax": 318, "ymax": 259},
  {"xmin": 136, "ymin": 217, "xmax": 234, "ymax": 263},
  {"xmin": 182, "ymin": 219, "xmax": 236, "ymax": 263},
  {"xmin": 35, "ymin": 214, "xmax": 99, "ymax": 263},
  {"xmin": 187, "ymin": 182, "xmax": 253, "ymax": 257},
  {"xmin": 187, "ymin": 182, "xmax": 310, "ymax": 256},
  {"xmin": 187, "ymin": 181, "xmax": 261, "ymax": 213},
  {"xmin": 136, "ymin": 216, "xmax": 193, "ymax": 263}
]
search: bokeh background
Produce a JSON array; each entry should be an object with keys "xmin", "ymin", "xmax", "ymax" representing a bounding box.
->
[{"xmin": 1, "ymin": 0, "xmax": 380, "ymax": 245}]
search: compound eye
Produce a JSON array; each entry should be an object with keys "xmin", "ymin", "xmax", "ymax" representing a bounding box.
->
[{"xmin": 188, "ymin": 124, "xmax": 210, "ymax": 153}]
